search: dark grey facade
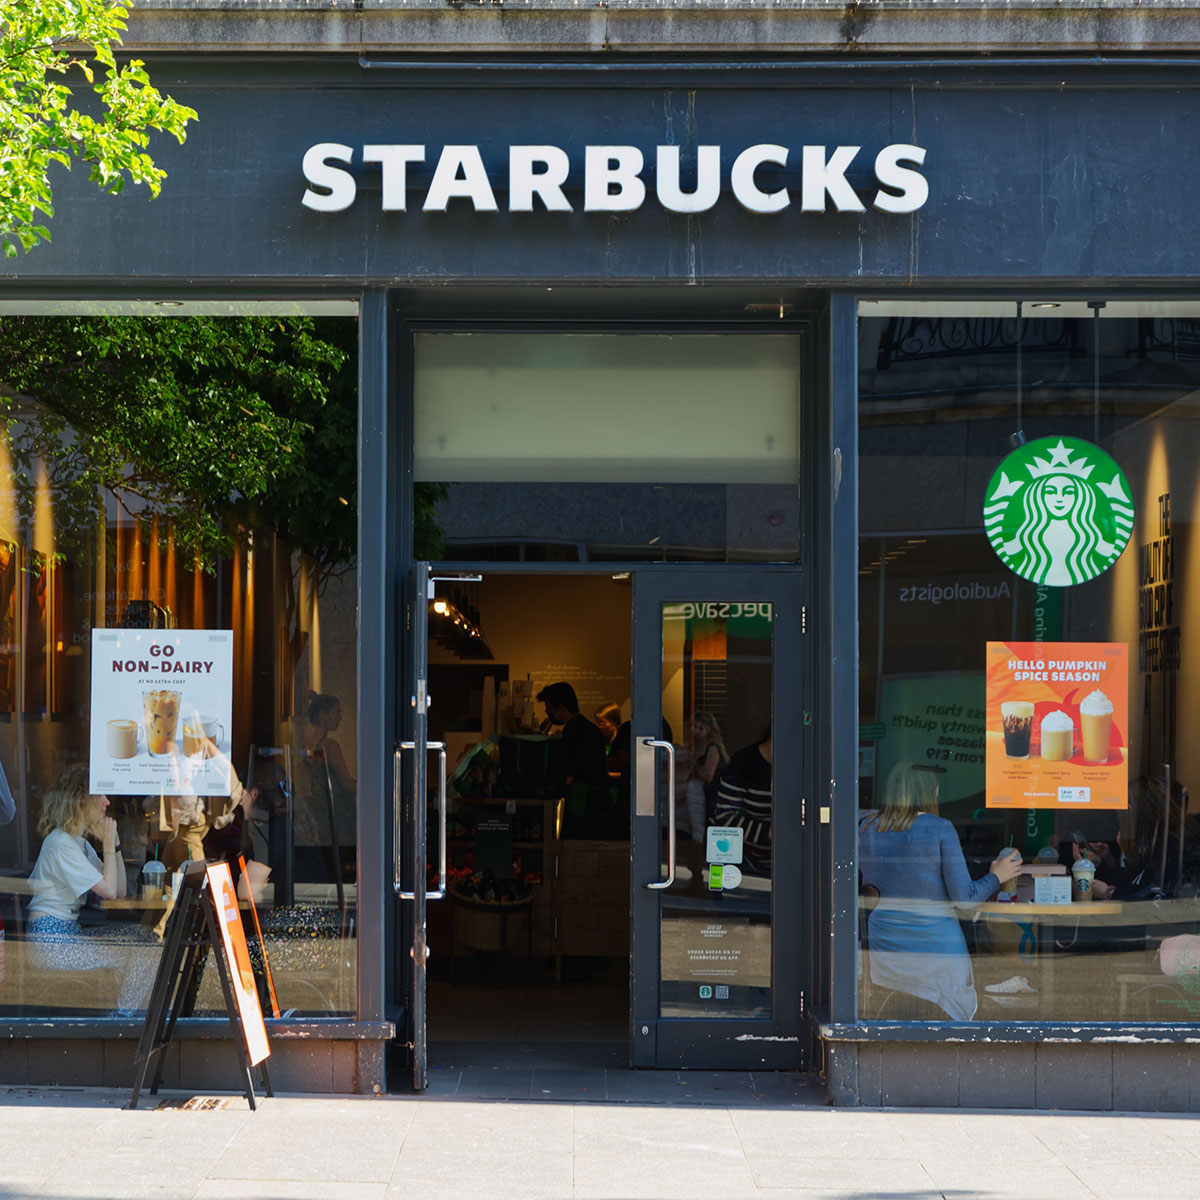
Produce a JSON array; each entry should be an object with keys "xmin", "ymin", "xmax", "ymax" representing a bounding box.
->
[{"xmin": 3, "ymin": 10, "xmax": 1200, "ymax": 1105}]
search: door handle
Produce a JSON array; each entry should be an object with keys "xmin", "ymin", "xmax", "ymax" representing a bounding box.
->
[
  {"xmin": 641, "ymin": 737, "xmax": 676, "ymax": 890},
  {"xmin": 394, "ymin": 741, "xmax": 448, "ymax": 900}
]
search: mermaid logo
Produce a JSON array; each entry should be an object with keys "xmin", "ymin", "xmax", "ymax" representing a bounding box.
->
[{"xmin": 983, "ymin": 437, "xmax": 1133, "ymax": 586}]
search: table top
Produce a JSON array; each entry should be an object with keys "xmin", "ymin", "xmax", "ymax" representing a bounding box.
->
[{"xmin": 981, "ymin": 900, "xmax": 1123, "ymax": 916}]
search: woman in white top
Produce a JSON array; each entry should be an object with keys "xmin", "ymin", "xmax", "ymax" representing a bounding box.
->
[{"xmin": 27, "ymin": 764, "xmax": 156, "ymax": 1014}]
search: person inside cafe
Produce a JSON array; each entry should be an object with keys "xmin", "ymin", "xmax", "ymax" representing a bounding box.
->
[
  {"xmin": 858, "ymin": 760, "xmax": 1022, "ymax": 1020},
  {"xmin": 594, "ymin": 703, "xmax": 622, "ymax": 753},
  {"xmin": 26, "ymin": 764, "xmax": 160, "ymax": 1014},
  {"xmin": 537, "ymin": 682, "xmax": 613, "ymax": 837},
  {"xmin": 712, "ymin": 728, "xmax": 773, "ymax": 877}
]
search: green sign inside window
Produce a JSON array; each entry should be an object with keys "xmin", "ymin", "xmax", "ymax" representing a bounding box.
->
[{"xmin": 983, "ymin": 436, "xmax": 1133, "ymax": 587}]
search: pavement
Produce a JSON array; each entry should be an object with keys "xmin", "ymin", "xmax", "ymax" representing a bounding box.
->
[{"xmin": 1, "ymin": 1077, "xmax": 1198, "ymax": 1200}]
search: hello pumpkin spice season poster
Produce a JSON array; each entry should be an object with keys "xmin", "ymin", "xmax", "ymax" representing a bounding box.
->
[{"xmin": 985, "ymin": 641, "xmax": 1128, "ymax": 811}]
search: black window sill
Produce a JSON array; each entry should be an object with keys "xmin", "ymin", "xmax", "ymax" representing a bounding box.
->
[
  {"xmin": 820, "ymin": 1020, "xmax": 1200, "ymax": 1044},
  {"xmin": 0, "ymin": 1018, "xmax": 394, "ymax": 1040}
]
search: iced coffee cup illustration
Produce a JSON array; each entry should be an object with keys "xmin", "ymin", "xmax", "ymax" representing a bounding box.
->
[
  {"xmin": 1079, "ymin": 688, "xmax": 1114, "ymax": 763},
  {"xmin": 1001, "ymin": 701, "xmax": 1035, "ymax": 759},
  {"xmin": 143, "ymin": 689, "xmax": 181, "ymax": 758},
  {"xmin": 1040, "ymin": 709, "xmax": 1074, "ymax": 762},
  {"xmin": 106, "ymin": 719, "xmax": 142, "ymax": 760}
]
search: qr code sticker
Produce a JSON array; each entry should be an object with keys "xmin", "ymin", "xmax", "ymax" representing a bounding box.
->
[{"xmin": 715, "ymin": 985, "xmax": 730, "ymax": 1000}]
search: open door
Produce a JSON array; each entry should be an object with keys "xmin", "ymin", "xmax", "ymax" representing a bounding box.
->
[
  {"xmin": 394, "ymin": 561, "xmax": 448, "ymax": 1091},
  {"xmin": 631, "ymin": 570, "xmax": 808, "ymax": 1068}
]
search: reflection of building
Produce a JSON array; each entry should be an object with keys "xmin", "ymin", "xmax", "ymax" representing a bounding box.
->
[{"xmin": 1, "ymin": 3, "xmax": 1199, "ymax": 1113}]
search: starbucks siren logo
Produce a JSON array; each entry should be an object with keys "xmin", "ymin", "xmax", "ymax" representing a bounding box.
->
[{"xmin": 984, "ymin": 436, "xmax": 1133, "ymax": 586}]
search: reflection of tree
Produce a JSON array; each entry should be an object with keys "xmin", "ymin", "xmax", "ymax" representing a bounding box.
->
[{"xmin": 0, "ymin": 316, "xmax": 358, "ymax": 572}]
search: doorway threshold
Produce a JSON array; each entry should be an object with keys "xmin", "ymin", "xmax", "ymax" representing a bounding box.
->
[{"xmin": 416, "ymin": 1040, "xmax": 823, "ymax": 1106}]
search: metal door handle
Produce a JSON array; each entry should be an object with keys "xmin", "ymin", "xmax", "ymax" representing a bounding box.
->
[
  {"xmin": 642, "ymin": 737, "xmax": 676, "ymax": 890},
  {"xmin": 394, "ymin": 741, "xmax": 448, "ymax": 900}
]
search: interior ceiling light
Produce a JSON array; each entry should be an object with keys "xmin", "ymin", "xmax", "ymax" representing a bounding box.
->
[
  {"xmin": 429, "ymin": 592, "xmax": 493, "ymax": 660},
  {"xmin": 1031, "ymin": 302, "xmax": 1061, "ymax": 309}
]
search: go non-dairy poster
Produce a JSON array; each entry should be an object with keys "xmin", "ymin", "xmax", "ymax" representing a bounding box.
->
[
  {"xmin": 89, "ymin": 629, "xmax": 233, "ymax": 798},
  {"xmin": 985, "ymin": 641, "xmax": 1128, "ymax": 810}
]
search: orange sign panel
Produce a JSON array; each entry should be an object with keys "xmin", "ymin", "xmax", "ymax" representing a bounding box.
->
[
  {"xmin": 985, "ymin": 641, "xmax": 1128, "ymax": 811},
  {"xmin": 205, "ymin": 862, "xmax": 270, "ymax": 1066}
]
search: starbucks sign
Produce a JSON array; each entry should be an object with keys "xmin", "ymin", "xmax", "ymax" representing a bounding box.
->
[{"xmin": 983, "ymin": 437, "xmax": 1133, "ymax": 587}]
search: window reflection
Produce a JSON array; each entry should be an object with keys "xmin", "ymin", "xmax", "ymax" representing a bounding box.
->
[
  {"xmin": 659, "ymin": 600, "xmax": 773, "ymax": 1019},
  {"xmin": 858, "ymin": 310, "xmax": 1200, "ymax": 1023},
  {"xmin": 0, "ymin": 314, "xmax": 359, "ymax": 1019}
]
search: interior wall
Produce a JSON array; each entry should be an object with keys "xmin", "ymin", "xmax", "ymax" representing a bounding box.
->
[{"xmin": 430, "ymin": 574, "xmax": 632, "ymax": 721}]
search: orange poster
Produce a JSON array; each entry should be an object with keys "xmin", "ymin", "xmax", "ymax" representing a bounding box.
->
[
  {"xmin": 205, "ymin": 862, "xmax": 270, "ymax": 1066},
  {"xmin": 985, "ymin": 641, "xmax": 1128, "ymax": 810}
]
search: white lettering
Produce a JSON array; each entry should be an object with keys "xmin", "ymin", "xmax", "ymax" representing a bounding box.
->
[
  {"xmin": 801, "ymin": 145, "xmax": 864, "ymax": 212},
  {"xmin": 730, "ymin": 144, "xmax": 789, "ymax": 214},
  {"xmin": 873, "ymin": 143, "xmax": 929, "ymax": 213},
  {"xmin": 423, "ymin": 145, "xmax": 499, "ymax": 212},
  {"xmin": 655, "ymin": 145, "xmax": 721, "ymax": 214},
  {"xmin": 584, "ymin": 146, "xmax": 646, "ymax": 212},
  {"xmin": 362, "ymin": 144, "xmax": 425, "ymax": 211},
  {"xmin": 301, "ymin": 143, "xmax": 356, "ymax": 213},
  {"xmin": 509, "ymin": 145, "xmax": 573, "ymax": 212}
]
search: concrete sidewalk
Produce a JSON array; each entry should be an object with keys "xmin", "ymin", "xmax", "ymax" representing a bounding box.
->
[{"xmin": 1, "ymin": 1083, "xmax": 1197, "ymax": 1200}]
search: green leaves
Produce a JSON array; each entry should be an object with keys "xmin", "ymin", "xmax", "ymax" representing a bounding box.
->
[
  {"xmin": 0, "ymin": 0, "xmax": 197, "ymax": 255},
  {"xmin": 0, "ymin": 315, "xmax": 356, "ymax": 571}
]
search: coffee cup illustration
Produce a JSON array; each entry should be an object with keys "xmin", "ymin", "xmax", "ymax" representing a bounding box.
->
[
  {"xmin": 1079, "ymin": 689, "xmax": 1114, "ymax": 764},
  {"xmin": 143, "ymin": 689, "xmax": 181, "ymax": 758},
  {"xmin": 184, "ymin": 712, "xmax": 224, "ymax": 758},
  {"xmin": 1001, "ymin": 701, "xmax": 1035, "ymax": 759},
  {"xmin": 106, "ymin": 718, "xmax": 143, "ymax": 760},
  {"xmin": 1040, "ymin": 709, "xmax": 1074, "ymax": 762}
]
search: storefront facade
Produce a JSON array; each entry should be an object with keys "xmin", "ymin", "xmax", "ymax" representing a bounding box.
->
[{"xmin": 0, "ymin": 4, "xmax": 1197, "ymax": 1106}]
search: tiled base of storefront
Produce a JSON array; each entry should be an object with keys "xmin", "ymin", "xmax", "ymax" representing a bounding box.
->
[
  {"xmin": 0, "ymin": 1024, "xmax": 389, "ymax": 1095},
  {"xmin": 825, "ymin": 1039, "xmax": 1200, "ymax": 1110}
]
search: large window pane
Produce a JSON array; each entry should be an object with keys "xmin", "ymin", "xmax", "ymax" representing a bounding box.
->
[
  {"xmin": 858, "ymin": 304, "xmax": 1200, "ymax": 1023},
  {"xmin": 414, "ymin": 333, "xmax": 802, "ymax": 563},
  {"xmin": 0, "ymin": 309, "xmax": 359, "ymax": 1019}
]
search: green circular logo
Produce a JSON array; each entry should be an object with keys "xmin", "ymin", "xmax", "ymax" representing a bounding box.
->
[{"xmin": 983, "ymin": 436, "xmax": 1134, "ymax": 586}]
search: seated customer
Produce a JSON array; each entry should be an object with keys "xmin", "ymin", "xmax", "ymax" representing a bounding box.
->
[
  {"xmin": 859, "ymin": 760, "xmax": 1021, "ymax": 1020},
  {"xmin": 26, "ymin": 764, "xmax": 159, "ymax": 1014}
]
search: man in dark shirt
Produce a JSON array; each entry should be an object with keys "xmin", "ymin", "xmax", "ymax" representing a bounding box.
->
[{"xmin": 537, "ymin": 682, "xmax": 612, "ymax": 837}]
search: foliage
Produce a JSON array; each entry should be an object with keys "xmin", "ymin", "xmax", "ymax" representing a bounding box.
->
[
  {"xmin": 0, "ymin": 315, "xmax": 357, "ymax": 570},
  {"xmin": 0, "ymin": 0, "xmax": 196, "ymax": 255}
]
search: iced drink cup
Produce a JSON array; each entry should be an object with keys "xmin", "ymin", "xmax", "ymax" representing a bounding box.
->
[
  {"xmin": 1071, "ymin": 858, "xmax": 1097, "ymax": 902},
  {"xmin": 143, "ymin": 689, "xmax": 181, "ymax": 758},
  {"xmin": 1040, "ymin": 710, "xmax": 1074, "ymax": 761},
  {"xmin": 1080, "ymin": 689, "xmax": 1114, "ymax": 764},
  {"xmin": 1001, "ymin": 701, "xmax": 1035, "ymax": 759}
]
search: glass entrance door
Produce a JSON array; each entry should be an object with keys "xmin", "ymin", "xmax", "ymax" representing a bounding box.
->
[{"xmin": 631, "ymin": 571, "xmax": 807, "ymax": 1068}]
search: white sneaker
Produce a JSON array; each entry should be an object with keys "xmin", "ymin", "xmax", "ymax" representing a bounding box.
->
[{"xmin": 985, "ymin": 975, "xmax": 1038, "ymax": 995}]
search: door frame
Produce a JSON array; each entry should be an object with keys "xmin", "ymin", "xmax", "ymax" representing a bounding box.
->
[
  {"xmin": 630, "ymin": 568, "xmax": 809, "ymax": 1069},
  {"xmin": 388, "ymin": 300, "xmax": 826, "ymax": 1087}
]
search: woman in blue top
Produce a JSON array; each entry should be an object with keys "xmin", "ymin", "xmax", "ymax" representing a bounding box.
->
[{"xmin": 859, "ymin": 761, "xmax": 1021, "ymax": 1020}]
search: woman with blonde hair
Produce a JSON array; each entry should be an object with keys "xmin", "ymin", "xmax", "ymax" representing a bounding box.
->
[
  {"xmin": 26, "ymin": 764, "xmax": 157, "ymax": 1014},
  {"xmin": 859, "ymin": 761, "xmax": 1021, "ymax": 1019}
]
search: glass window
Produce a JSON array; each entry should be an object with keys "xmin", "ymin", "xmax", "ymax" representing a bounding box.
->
[
  {"xmin": 659, "ymin": 600, "xmax": 773, "ymax": 1018},
  {"xmin": 857, "ymin": 302, "xmax": 1200, "ymax": 1023},
  {"xmin": 414, "ymin": 333, "xmax": 802, "ymax": 562},
  {"xmin": 0, "ymin": 306, "xmax": 359, "ymax": 1019}
]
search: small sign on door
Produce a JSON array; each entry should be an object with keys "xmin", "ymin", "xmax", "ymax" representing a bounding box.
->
[{"xmin": 706, "ymin": 826, "xmax": 744, "ymax": 865}]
